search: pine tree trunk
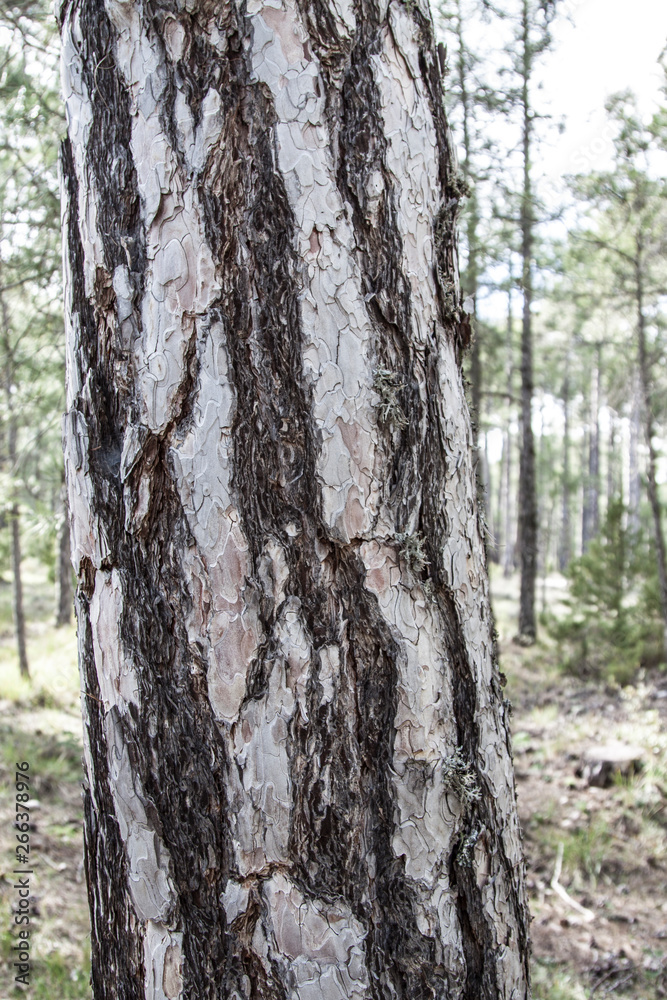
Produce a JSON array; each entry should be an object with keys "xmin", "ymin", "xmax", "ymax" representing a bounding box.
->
[
  {"xmin": 635, "ymin": 252, "xmax": 667, "ymax": 663},
  {"xmin": 517, "ymin": 0, "xmax": 537, "ymax": 642},
  {"xmin": 581, "ymin": 356, "xmax": 600, "ymax": 552},
  {"xmin": 607, "ymin": 409, "xmax": 617, "ymax": 504},
  {"xmin": 7, "ymin": 416, "xmax": 29, "ymax": 680},
  {"xmin": 558, "ymin": 373, "xmax": 571, "ymax": 572},
  {"xmin": 479, "ymin": 427, "xmax": 495, "ymax": 561},
  {"xmin": 1, "ymin": 289, "xmax": 29, "ymax": 679},
  {"xmin": 60, "ymin": 1, "xmax": 530, "ymax": 996},
  {"xmin": 501, "ymin": 426, "xmax": 514, "ymax": 578},
  {"xmin": 502, "ymin": 285, "xmax": 515, "ymax": 579},
  {"xmin": 628, "ymin": 370, "xmax": 641, "ymax": 534},
  {"xmin": 9, "ymin": 499, "xmax": 29, "ymax": 680},
  {"xmin": 55, "ymin": 484, "xmax": 73, "ymax": 627}
]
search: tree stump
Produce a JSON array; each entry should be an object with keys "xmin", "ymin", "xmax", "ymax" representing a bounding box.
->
[{"xmin": 580, "ymin": 743, "xmax": 644, "ymax": 787}]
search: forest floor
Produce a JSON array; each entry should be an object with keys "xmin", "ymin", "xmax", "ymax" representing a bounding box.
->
[
  {"xmin": 0, "ymin": 561, "xmax": 665, "ymax": 998},
  {"xmin": 493, "ymin": 569, "xmax": 667, "ymax": 1000}
]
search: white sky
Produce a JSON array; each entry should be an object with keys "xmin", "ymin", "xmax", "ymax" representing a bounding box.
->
[{"xmin": 537, "ymin": 0, "xmax": 667, "ymax": 179}]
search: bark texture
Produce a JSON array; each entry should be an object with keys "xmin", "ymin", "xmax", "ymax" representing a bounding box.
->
[{"xmin": 60, "ymin": 0, "xmax": 530, "ymax": 997}]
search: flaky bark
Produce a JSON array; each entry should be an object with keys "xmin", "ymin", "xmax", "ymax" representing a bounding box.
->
[{"xmin": 60, "ymin": 0, "xmax": 530, "ymax": 997}]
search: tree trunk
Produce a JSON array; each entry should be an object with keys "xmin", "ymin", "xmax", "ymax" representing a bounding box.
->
[
  {"xmin": 581, "ymin": 353, "xmax": 600, "ymax": 552},
  {"xmin": 9, "ymin": 499, "xmax": 29, "ymax": 680},
  {"xmin": 517, "ymin": 0, "xmax": 537, "ymax": 642},
  {"xmin": 502, "ymin": 426, "xmax": 514, "ymax": 578},
  {"xmin": 635, "ymin": 250, "xmax": 667, "ymax": 663},
  {"xmin": 628, "ymin": 370, "xmax": 641, "ymax": 535},
  {"xmin": 60, "ymin": 1, "xmax": 530, "ymax": 997},
  {"xmin": 1, "ymin": 289, "xmax": 29, "ymax": 679},
  {"xmin": 7, "ymin": 421, "xmax": 29, "ymax": 680},
  {"xmin": 55, "ymin": 484, "xmax": 73, "ymax": 627},
  {"xmin": 606, "ymin": 408, "xmax": 617, "ymax": 505},
  {"xmin": 479, "ymin": 426, "xmax": 496, "ymax": 561},
  {"xmin": 558, "ymin": 373, "xmax": 571, "ymax": 572},
  {"xmin": 502, "ymin": 283, "xmax": 515, "ymax": 579},
  {"xmin": 452, "ymin": 0, "xmax": 480, "ymax": 436}
]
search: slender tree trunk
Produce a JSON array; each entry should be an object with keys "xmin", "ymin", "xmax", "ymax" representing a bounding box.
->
[
  {"xmin": 60, "ymin": 1, "xmax": 530, "ymax": 998},
  {"xmin": 581, "ymin": 354, "xmax": 600, "ymax": 551},
  {"xmin": 454, "ymin": 0, "xmax": 480, "ymax": 435},
  {"xmin": 502, "ymin": 427, "xmax": 514, "ymax": 578},
  {"xmin": 9, "ymin": 499, "xmax": 29, "ymax": 680},
  {"xmin": 479, "ymin": 425, "xmax": 495, "ymax": 560},
  {"xmin": 496, "ymin": 429, "xmax": 505, "ymax": 558},
  {"xmin": 517, "ymin": 0, "xmax": 537, "ymax": 642},
  {"xmin": 7, "ymin": 416, "xmax": 29, "ymax": 681},
  {"xmin": 607, "ymin": 409, "xmax": 618, "ymax": 504},
  {"xmin": 55, "ymin": 484, "xmax": 73, "ymax": 627},
  {"xmin": 628, "ymin": 370, "xmax": 641, "ymax": 534},
  {"xmin": 1, "ymin": 290, "xmax": 29, "ymax": 679},
  {"xmin": 579, "ymin": 428, "xmax": 588, "ymax": 557},
  {"xmin": 559, "ymin": 372, "xmax": 571, "ymax": 572},
  {"xmin": 502, "ymin": 284, "xmax": 515, "ymax": 579},
  {"xmin": 635, "ymin": 249, "xmax": 667, "ymax": 662}
]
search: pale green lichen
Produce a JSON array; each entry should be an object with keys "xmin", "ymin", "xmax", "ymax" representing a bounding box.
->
[
  {"xmin": 441, "ymin": 748, "xmax": 481, "ymax": 809},
  {"xmin": 373, "ymin": 367, "xmax": 408, "ymax": 429},
  {"xmin": 395, "ymin": 530, "xmax": 429, "ymax": 576}
]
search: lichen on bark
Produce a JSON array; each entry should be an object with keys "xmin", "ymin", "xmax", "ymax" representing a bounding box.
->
[{"xmin": 60, "ymin": 0, "xmax": 531, "ymax": 996}]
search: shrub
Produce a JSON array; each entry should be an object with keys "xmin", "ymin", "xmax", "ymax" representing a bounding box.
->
[{"xmin": 549, "ymin": 499, "xmax": 663, "ymax": 683}]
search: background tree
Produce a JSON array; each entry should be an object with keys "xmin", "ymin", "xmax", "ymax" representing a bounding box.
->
[
  {"xmin": 0, "ymin": 3, "xmax": 64, "ymax": 674},
  {"xmin": 569, "ymin": 92, "xmax": 667, "ymax": 661}
]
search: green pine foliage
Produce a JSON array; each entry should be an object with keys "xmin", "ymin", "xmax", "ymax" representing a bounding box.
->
[
  {"xmin": 0, "ymin": 2, "xmax": 65, "ymax": 582},
  {"xmin": 549, "ymin": 499, "xmax": 664, "ymax": 684}
]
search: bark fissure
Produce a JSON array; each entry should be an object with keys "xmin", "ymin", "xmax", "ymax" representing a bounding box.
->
[{"xmin": 61, "ymin": 0, "xmax": 531, "ymax": 997}]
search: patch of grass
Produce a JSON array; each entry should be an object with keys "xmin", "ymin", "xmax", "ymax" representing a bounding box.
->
[
  {"xmin": 0, "ymin": 622, "xmax": 78, "ymax": 709},
  {"xmin": 1, "ymin": 926, "xmax": 91, "ymax": 998},
  {"xmin": 532, "ymin": 959, "xmax": 590, "ymax": 999},
  {"xmin": 0, "ymin": 944, "xmax": 91, "ymax": 999},
  {"xmin": 560, "ymin": 819, "xmax": 613, "ymax": 881},
  {"xmin": 47, "ymin": 822, "xmax": 81, "ymax": 844},
  {"xmin": 0, "ymin": 557, "xmax": 77, "ymax": 707},
  {"xmin": 0, "ymin": 724, "xmax": 83, "ymax": 793}
]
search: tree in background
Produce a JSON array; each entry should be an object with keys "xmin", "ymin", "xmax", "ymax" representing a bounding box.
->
[
  {"xmin": 513, "ymin": 0, "xmax": 559, "ymax": 643},
  {"xmin": 570, "ymin": 92, "xmax": 667, "ymax": 663},
  {"xmin": 0, "ymin": 2, "xmax": 65, "ymax": 673}
]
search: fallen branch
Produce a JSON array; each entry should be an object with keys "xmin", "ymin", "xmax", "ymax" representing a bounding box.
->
[{"xmin": 551, "ymin": 842, "xmax": 595, "ymax": 923}]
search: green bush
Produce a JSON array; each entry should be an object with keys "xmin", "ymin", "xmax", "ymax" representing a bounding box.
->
[{"xmin": 549, "ymin": 499, "xmax": 664, "ymax": 684}]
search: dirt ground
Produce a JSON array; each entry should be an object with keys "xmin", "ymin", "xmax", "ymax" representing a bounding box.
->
[
  {"xmin": 494, "ymin": 572, "xmax": 667, "ymax": 1000},
  {"xmin": 0, "ymin": 566, "xmax": 665, "ymax": 998}
]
